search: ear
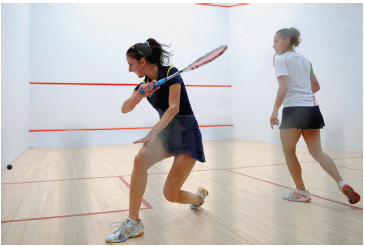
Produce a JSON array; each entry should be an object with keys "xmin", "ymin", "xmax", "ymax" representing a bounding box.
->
[
  {"xmin": 285, "ymin": 37, "xmax": 291, "ymax": 46},
  {"xmin": 139, "ymin": 57, "xmax": 147, "ymax": 66}
]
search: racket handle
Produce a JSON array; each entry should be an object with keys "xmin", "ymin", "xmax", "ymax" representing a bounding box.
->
[{"xmin": 140, "ymin": 78, "xmax": 166, "ymax": 95}]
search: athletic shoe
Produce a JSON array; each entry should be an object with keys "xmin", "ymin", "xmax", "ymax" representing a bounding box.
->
[
  {"xmin": 105, "ymin": 218, "xmax": 144, "ymax": 243},
  {"xmin": 282, "ymin": 188, "xmax": 311, "ymax": 202},
  {"xmin": 190, "ymin": 187, "xmax": 209, "ymax": 210},
  {"xmin": 339, "ymin": 182, "xmax": 361, "ymax": 204}
]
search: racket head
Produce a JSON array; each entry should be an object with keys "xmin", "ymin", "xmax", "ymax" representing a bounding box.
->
[{"xmin": 181, "ymin": 45, "xmax": 228, "ymax": 73}]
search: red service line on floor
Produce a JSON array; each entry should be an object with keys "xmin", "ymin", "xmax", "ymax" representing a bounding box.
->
[
  {"xmin": 226, "ymin": 169, "xmax": 363, "ymax": 210},
  {"xmin": 336, "ymin": 166, "xmax": 363, "ymax": 171},
  {"xmin": 2, "ymin": 156, "xmax": 362, "ymax": 222},
  {"xmin": 1, "ymin": 177, "xmax": 152, "ymax": 224},
  {"xmin": 298, "ymin": 157, "xmax": 363, "ymax": 171},
  {"xmin": 29, "ymin": 124, "xmax": 233, "ymax": 132},
  {"xmin": 2, "ymin": 156, "xmax": 360, "ymax": 186}
]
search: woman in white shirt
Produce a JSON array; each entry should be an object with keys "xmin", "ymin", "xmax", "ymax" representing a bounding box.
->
[{"xmin": 271, "ymin": 28, "xmax": 360, "ymax": 204}]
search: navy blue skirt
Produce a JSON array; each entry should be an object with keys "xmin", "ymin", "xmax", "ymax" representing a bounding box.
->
[
  {"xmin": 157, "ymin": 115, "xmax": 206, "ymax": 163},
  {"xmin": 280, "ymin": 106, "xmax": 325, "ymax": 130}
]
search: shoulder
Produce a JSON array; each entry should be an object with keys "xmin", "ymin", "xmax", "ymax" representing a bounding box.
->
[
  {"xmin": 162, "ymin": 65, "xmax": 178, "ymax": 75},
  {"xmin": 274, "ymin": 54, "xmax": 287, "ymax": 66}
]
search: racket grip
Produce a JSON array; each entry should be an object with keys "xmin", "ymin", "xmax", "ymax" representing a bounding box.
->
[
  {"xmin": 140, "ymin": 78, "xmax": 166, "ymax": 95},
  {"xmin": 156, "ymin": 78, "xmax": 165, "ymax": 86}
]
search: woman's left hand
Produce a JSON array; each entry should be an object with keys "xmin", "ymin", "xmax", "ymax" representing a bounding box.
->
[
  {"xmin": 270, "ymin": 110, "xmax": 280, "ymax": 129},
  {"xmin": 133, "ymin": 130, "xmax": 158, "ymax": 146}
]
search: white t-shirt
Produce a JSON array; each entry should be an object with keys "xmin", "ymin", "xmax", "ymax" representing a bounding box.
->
[{"xmin": 275, "ymin": 51, "xmax": 318, "ymax": 107}]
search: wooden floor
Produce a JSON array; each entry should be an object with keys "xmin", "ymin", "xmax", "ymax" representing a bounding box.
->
[{"xmin": 1, "ymin": 140, "xmax": 363, "ymax": 245}]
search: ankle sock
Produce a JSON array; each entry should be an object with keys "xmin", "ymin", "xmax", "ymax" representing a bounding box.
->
[
  {"xmin": 338, "ymin": 180, "xmax": 347, "ymax": 189},
  {"xmin": 127, "ymin": 218, "xmax": 138, "ymax": 225}
]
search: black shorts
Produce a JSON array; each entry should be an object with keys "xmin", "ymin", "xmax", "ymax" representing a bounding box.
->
[{"xmin": 279, "ymin": 106, "xmax": 325, "ymax": 130}]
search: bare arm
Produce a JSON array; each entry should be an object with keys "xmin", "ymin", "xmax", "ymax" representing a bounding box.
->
[
  {"xmin": 121, "ymin": 90, "xmax": 143, "ymax": 114},
  {"xmin": 133, "ymin": 82, "xmax": 181, "ymax": 145},
  {"xmin": 121, "ymin": 82, "xmax": 160, "ymax": 114},
  {"xmin": 273, "ymin": 76, "xmax": 289, "ymax": 111},
  {"xmin": 310, "ymin": 74, "xmax": 320, "ymax": 93},
  {"xmin": 270, "ymin": 76, "xmax": 289, "ymax": 128}
]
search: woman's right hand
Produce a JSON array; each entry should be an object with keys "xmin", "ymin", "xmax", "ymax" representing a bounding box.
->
[
  {"xmin": 138, "ymin": 80, "xmax": 160, "ymax": 97},
  {"xmin": 270, "ymin": 110, "xmax": 280, "ymax": 129}
]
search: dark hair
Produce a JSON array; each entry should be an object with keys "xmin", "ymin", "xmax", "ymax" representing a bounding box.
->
[
  {"xmin": 126, "ymin": 38, "xmax": 172, "ymax": 66},
  {"xmin": 276, "ymin": 27, "xmax": 301, "ymax": 47}
]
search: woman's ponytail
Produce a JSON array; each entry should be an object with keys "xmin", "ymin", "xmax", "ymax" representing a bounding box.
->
[{"xmin": 126, "ymin": 38, "xmax": 172, "ymax": 66}]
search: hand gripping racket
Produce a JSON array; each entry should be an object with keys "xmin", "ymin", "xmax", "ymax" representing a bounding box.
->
[{"xmin": 140, "ymin": 45, "xmax": 228, "ymax": 95}]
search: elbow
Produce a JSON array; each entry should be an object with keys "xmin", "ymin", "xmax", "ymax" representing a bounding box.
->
[
  {"xmin": 121, "ymin": 107, "xmax": 128, "ymax": 114},
  {"xmin": 172, "ymin": 107, "xmax": 179, "ymax": 116},
  {"xmin": 313, "ymin": 85, "xmax": 320, "ymax": 93},
  {"xmin": 170, "ymin": 105, "xmax": 179, "ymax": 116}
]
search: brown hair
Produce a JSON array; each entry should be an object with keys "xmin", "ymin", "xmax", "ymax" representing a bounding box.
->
[
  {"xmin": 276, "ymin": 28, "xmax": 301, "ymax": 47},
  {"xmin": 126, "ymin": 38, "xmax": 172, "ymax": 66}
]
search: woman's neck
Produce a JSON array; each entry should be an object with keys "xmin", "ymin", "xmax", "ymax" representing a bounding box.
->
[
  {"xmin": 284, "ymin": 47, "xmax": 295, "ymax": 54},
  {"xmin": 145, "ymin": 64, "xmax": 159, "ymax": 80}
]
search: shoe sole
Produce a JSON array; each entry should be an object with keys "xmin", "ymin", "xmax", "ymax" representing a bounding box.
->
[
  {"xmin": 282, "ymin": 198, "xmax": 311, "ymax": 202},
  {"xmin": 105, "ymin": 231, "xmax": 144, "ymax": 243},
  {"xmin": 342, "ymin": 185, "xmax": 361, "ymax": 204}
]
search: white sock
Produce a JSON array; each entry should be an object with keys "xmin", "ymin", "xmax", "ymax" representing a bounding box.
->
[
  {"xmin": 338, "ymin": 180, "xmax": 346, "ymax": 189},
  {"xmin": 127, "ymin": 218, "xmax": 138, "ymax": 225}
]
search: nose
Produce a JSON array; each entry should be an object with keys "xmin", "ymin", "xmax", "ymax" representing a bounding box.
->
[{"xmin": 129, "ymin": 66, "xmax": 132, "ymax": 72}]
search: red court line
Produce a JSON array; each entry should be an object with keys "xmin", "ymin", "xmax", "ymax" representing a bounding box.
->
[
  {"xmin": 195, "ymin": 3, "xmax": 249, "ymax": 8},
  {"xmin": 1, "ymin": 175, "xmax": 122, "ymax": 185},
  {"xmin": 30, "ymin": 82, "xmax": 231, "ymax": 87},
  {"xmin": 337, "ymin": 166, "xmax": 363, "ymax": 171},
  {"xmin": 185, "ymin": 85, "xmax": 231, "ymax": 87},
  {"xmin": 298, "ymin": 157, "xmax": 363, "ymax": 171},
  {"xmin": 226, "ymin": 169, "xmax": 363, "ymax": 210},
  {"xmin": 2, "ymin": 156, "xmax": 361, "ymax": 185},
  {"xmin": 30, "ymin": 82, "xmax": 139, "ymax": 86},
  {"xmin": 29, "ymin": 124, "xmax": 233, "ymax": 132},
  {"xmin": 1, "ymin": 176, "xmax": 153, "ymax": 224},
  {"xmin": 1, "ymin": 208, "xmax": 150, "ymax": 224},
  {"xmin": 2, "ymin": 156, "xmax": 362, "ymax": 221},
  {"xmin": 119, "ymin": 176, "xmax": 153, "ymax": 209}
]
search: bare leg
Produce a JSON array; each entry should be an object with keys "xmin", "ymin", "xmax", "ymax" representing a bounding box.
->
[
  {"xmin": 302, "ymin": 129, "xmax": 343, "ymax": 183},
  {"xmin": 280, "ymin": 129, "xmax": 306, "ymax": 191},
  {"xmin": 129, "ymin": 137, "xmax": 173, "ymax": 221},
  {"xmin": 163, "ymin": 152, "xmax": 201, "ymax": 205}
]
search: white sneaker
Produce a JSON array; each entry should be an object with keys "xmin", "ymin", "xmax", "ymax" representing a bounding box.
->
[
  {"xmin": 105, "ymin": 218, "xmax": 144, "ymax": 243},
  {"xmin": 190, "ymin": 187, "xmax": 209, "ymax": 210},
  {"xmin": 282, "ymin": 188, "xmax": 311, "ymax": 202},
  {"xmin": 338, "ymin": 181, "xmax": 361, "ymax": 204}
]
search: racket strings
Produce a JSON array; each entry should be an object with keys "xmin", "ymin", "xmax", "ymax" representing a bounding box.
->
[{"xmin": 187, "ymin": 46, "xmax": 227, "ymax": 71}]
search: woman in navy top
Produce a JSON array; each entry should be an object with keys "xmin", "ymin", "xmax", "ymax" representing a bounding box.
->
[{"xmin": 105, "ymin": 38, "xmax": 208, "ymax": 243}]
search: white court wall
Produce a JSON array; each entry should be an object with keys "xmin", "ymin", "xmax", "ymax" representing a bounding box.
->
[
  {"xmin": 1, "ymin": 4, "xmax": 31, "ymax": 170},
  {"xmin": 29, "ymin": 4, "xmax": 232, "ymax": 147},
  {"xmin": 229, "ymin": 3, "xmax": 363, "ymax": 153},
  {"xmin": 4, "ymin": 3, "xmax": 361, "ymax": 156}
]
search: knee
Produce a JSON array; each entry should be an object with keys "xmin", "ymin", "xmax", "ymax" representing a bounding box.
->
[
  {"xmin": 282, "ymin": 146, "xmax": 296, "ymax": 157},
  {"xmin": 163, "ymin": 188, "xmax": 179, "ymax": 203},
  {"xmin": 308, "ymin": 148, "xmax": 323, "ymax": 161},
  {"xmin": 133, "ymin": 152, "xmax": 148, "ymax": 172}
]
